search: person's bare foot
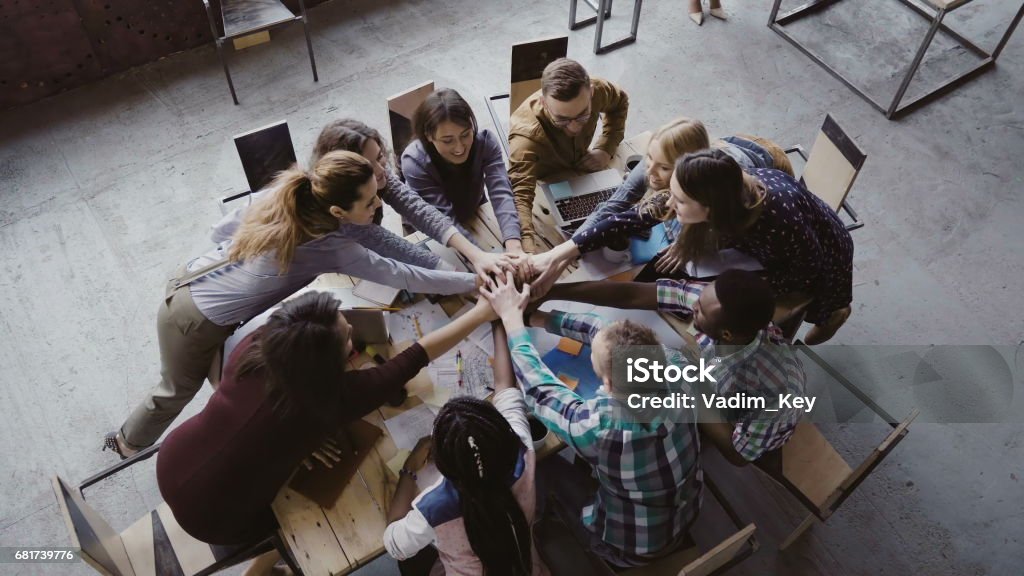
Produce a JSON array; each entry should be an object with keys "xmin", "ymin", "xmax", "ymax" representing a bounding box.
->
[{"xmin": 803, "ymin": 306, "xmax": 851, "ymax": 345}]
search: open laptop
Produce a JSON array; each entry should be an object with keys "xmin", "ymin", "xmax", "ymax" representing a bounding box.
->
[{"xmin": 540, "ymin": 168, "xmax": 624, "ymax": 231}]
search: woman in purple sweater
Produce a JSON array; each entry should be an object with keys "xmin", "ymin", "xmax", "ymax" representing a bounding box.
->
[
  {"xmin": 156, "ymin": 290, "xmax": 497, "ymax": 573},
  {"xmin": 401, "ymin": 88, "xmax": 524, "ymax": 257}
]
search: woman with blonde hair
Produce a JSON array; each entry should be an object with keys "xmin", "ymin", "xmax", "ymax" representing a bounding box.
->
[
  {"xmin": 105, "ymin": 151, "xmax": 477, "ymax": 458},
  {"xmin": 577, "ymin": 117, "xmax": 792, "ymax": 235},
  {"xmin": 518, "ymin": 117, "xmax": 791, "ymax": 286}
]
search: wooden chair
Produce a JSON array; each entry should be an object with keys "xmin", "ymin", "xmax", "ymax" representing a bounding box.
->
[
  {"xmin": 540, "ymin": 475, "xmax": 758, "ymax": 576},
  {"xmin": 202, "ymin": 0, "xmax": 318, "ymax": 105},
  {"xmin": 53, "ymin": 448, "xmax": 301, "ymax": 575},
  {"xmin": 485, "ymin": 36, "xmax": 570, "ymax": 158},
  {"xmin": 785, "ymin": 114, "xmax": 866, "ymax": 231},
  {"xmin": 753, "ymin": 409, "xmax": 918, "ymax": 550},
  {"xmin": 219, "ymin": 120, "xmax": 297, "ymax": 215},
  {"xmin": 386, "ymin": 80, "xmax": 435, "ymax": 181},
  {"xmin": 738, "ymin": 340, "xmax": 920, "ymax": 550}
]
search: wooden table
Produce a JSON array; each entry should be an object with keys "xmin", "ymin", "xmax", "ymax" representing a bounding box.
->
[{"xmin": 271, "ymin": 131, "xmax": 669, "ymax": 575}]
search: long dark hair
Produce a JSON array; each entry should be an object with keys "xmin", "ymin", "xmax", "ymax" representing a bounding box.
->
[
  {"xmin": 433, "ymin": 397, "xmax": 531, "ymax": 576},
  {"xmin": 234, "ymin": 291, "xmax": 348, "ymax": 431},
  {"xmin": 673, "ymin": 148, "xmax": 757, "ymax": 264},
  {"xmin": 413, "ymin": 88, "xmax": 478, "ymax": 158},
  {"xmin": 310, "ymin": 118, "xmax": 391, "ymax": 168}
]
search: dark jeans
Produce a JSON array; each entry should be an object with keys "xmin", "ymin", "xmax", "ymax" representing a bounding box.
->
[
  {"xmin": 397, "ymin": 545, "xmax": 439, "ymax": 576},
  {"xmin": 537, "ymin": 456, "xmax": 661, "ymax": 569}
]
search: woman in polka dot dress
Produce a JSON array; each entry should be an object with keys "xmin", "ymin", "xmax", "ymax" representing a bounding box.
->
[{"xmin": 665, "ymin": 148, "xmax": 854, "ymax": 344}]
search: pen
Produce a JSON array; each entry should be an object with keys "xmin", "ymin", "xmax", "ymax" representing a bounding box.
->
[{"xmin": 456, "ymin": 350, "xmax": 464, "ymax": 388}]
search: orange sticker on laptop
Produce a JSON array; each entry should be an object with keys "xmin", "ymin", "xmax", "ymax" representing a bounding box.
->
[{"xmin": 556, "ymin": 337, "xmax": 584, "ymax": 356}]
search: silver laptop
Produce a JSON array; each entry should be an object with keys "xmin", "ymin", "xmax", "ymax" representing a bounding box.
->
[{"xmin": 540, "ymin": 168, "xmax": 624, "ymax": 229}]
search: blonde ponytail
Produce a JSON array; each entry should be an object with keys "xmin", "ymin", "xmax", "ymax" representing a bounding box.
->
[{"xmin": 229, "ymin": 151, "xmax": 375, "ymax": 270}]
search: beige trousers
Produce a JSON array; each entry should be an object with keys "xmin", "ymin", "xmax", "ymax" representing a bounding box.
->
[{"xmin": 120, "ymin": 272, "xmax": 235, "ymax": 448}]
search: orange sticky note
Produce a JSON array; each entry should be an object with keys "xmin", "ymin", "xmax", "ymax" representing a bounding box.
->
[
  {"xmin": 557, "ymin": 372, "xmax": 579, "ymax": 390},
  {"xmin": 556, "ymin": 337, "xmax": 584, "ymax": 356}
]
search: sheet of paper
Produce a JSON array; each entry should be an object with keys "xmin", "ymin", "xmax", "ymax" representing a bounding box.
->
[
  {"xmin": 428, "ymin": 345, "xmax": 493, "ymax": 400},
  {"xmin": 387, "ymin": 299, "xmax": 454, "ymax": 342},
  {"xmin": 418, "ymin": 384, "xmax": 452, "ymax": 411},
  {"xmin": 685, "ymin": 248, "xmax": 763, "ymax": 279},
  {"xmin": 353, "ymin": 279, "xmax": 402, "ymax": 307},
  {"xmin": 451, "ymin": 302, "xmax": 497, "ymax": 357},
  {"xmin": 384, "ymin": 403, "xmax": 436, "ymax": 451},
  {"xmin": 425, "ymin": 239, "xmax": 471, "ymax": 272},
  {"xmin": 563, "ymin": 250, "xmax": 635, "ymax": 283},
  {"xmin": 385, "ymin": 450, "xmax": 411, "ymax": 479}
]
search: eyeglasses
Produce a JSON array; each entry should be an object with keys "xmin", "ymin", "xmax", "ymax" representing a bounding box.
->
[{"xmin": 547, "ymin": 106, "xmax": 592, "ymax": 128}]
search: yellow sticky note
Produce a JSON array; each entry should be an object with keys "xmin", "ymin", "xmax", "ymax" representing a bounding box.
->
[
  {"xmin": 557, "ymin": 372, "xmax": 579, "ymax": 390},
  {"xmin": 557, "ymin": 337, "xmax": 584, "ymax": 356},
  {"xmin": 386, "ymin": 450, "xmax": 411, "ymax": 479}
]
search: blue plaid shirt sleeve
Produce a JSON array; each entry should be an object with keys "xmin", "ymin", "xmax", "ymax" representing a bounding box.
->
[
  {"xmin": 506, "ymin": 327, "xmax": 602, "ymax": 459},
  {"xmin": 543, "ymin": 311, "xmax": 605, "ymax": 344},
  {"xmin": 655, "ymin": 279, "xmax": 707, "ymax": 320}
]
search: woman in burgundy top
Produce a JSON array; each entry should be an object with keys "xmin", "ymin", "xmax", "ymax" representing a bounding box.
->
[{"xmin": 156, "ymin": 291, "xmax": 497, "ymax": 558}]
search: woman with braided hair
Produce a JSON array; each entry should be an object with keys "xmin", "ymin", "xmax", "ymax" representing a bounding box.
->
[{"xmin": 384, "ymin": 325, "xmax": 548, "ymax": 576}]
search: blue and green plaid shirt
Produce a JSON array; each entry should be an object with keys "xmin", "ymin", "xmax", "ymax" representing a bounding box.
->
[
  {"xmin": 656, "ymin": 279, "xmax": 806, "ymax": 461},
  {"xmin": 507, "ymin": 311, "xmax": 702, "ymax": 558}
]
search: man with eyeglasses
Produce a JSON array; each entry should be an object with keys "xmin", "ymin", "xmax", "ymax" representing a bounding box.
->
[{"xmin": 508, "ymin": 58, "xmax": 630, "ymax": 253}]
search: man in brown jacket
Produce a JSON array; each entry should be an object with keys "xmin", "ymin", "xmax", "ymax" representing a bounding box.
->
[{"xmin": 508, "ymin": 58, "xmax": 629, "ymax": 252}]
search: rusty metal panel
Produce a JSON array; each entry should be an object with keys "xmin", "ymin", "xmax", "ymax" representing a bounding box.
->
[
  {"xmin": 0, "ymin": 0, "xmax": 103, "ymax": 108},
  {"xmin": 73, "ymin": 0, "xmax": 211, "ymax": 70}
]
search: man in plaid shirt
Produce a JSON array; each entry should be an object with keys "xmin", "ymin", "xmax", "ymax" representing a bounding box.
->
[
  {"xmin": 544, "ymin": 269, "xmax": 806, "ymax": 465},
  {"xmin": 480, "ymin": 272, "xmax": 703, "ymax": 568}
]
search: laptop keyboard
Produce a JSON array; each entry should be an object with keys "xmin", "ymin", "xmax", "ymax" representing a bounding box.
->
[{"xmin": 554, "ymin": 186, "xmax": 617, "ymax": 223}]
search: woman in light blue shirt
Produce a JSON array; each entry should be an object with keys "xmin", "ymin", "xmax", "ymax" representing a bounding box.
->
[
  {"xmin": 401, "ymin": 89, "xmax": 524, "ymax": 257},
  {"xmin": 106, "ymin": 151, "xmax": 477, "ymax": 458}
]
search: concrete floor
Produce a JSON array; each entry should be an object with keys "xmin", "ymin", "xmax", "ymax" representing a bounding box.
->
[{"xmin": 1, "ymin": 0, "xmax": 1022, "ymax": 574}]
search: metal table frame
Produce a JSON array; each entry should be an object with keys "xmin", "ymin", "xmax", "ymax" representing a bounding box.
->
[
  {"xmin": 569, "ymin": 0, "xmax": 643, "ymax": 54},
  {"xmin": 768, "ymin": 0, "xmax": 1024, "ymax": 119}
]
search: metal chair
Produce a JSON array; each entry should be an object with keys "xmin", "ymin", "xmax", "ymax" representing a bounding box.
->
[
  {"xmin": 219, "ymin": 120, "xmax": 297, "ymax": 215},
  {"xmin": 485, "ymin": 36, "xmax": 570, "ymax": 159},
  {"xmin": 202, "ymin": 0, "xmax": 318, "ymax": 105},
  {"xmin": 569, "ymin": 0, "xmax": 644, "ymax": 54},
  {"xmin": 769, "ymin": 0, "xmax": 1024, "ymax": 119},
  {"xmin": 53, "ymin": 445, "xmax": 302, "ymax": 575},
  {"xmin": 785, "ymin": 114, "xmax": 867, "ymax": 232}
]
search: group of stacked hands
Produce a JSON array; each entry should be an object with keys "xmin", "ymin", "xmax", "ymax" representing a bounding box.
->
[{"xmin": 100, "ymin": 56, "xmax": 854, "ymax": 576}]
